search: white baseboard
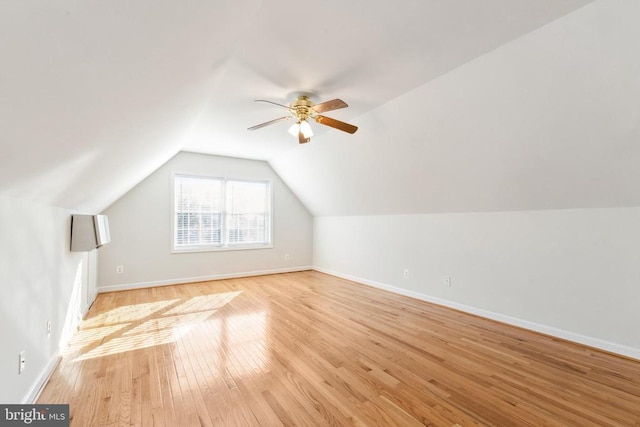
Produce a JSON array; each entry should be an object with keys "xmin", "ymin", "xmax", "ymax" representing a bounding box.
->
[
  {"xmin": 23, "ymin": 352, "xmax": 61, "ymax": 404},
  {"xmin": 313, "ymin": 267, "xmax": 640, "ymax": 361},
  {"xmin": 98, "ymin": 266, "xmax": 313, "ymax": 293}
]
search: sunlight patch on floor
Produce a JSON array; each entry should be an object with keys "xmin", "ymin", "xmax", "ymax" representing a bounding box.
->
[
  {"xmin": 70, "ymin": 291, "xmax": 245, "ymax": 362},
  {"xmin": 82, "ymin": 299, "xmax": 180, "ymax": 328},
  {"xmin": 63, "ymin": 323, "xmax": 130, "ymax": 355},
  {"xmin": 73, "ymin": 310, "xmax": 217, "ymax": 361}
]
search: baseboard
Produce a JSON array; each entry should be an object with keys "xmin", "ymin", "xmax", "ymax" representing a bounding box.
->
[
  {"xmin": 98, "ymin": 266, "xmax": 313, "ymax": 293},
  {"xmin": 23, "ymin": 353, "xmax": 61, "ymax": 404},
  {"xmin": 313, "ymin": 267, "xmax": 640, "ymax": 361}
]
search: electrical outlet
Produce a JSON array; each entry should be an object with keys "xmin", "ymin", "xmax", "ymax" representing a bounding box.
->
[
  {"xmin": 284, "ymin": 253, "xmax": 290, "ymax": 261},
  {"xmin": 444, "ymin": 276, "xmax": 451, "ymax": 287},
  {"xmin": 47, "ymin": 320, "xmax": 52, "ymax": 336},
  {"xmin": 403, "ymin": 269, "xmax": 410, "ymax": 279},
  {"xmin": 116, "ymin": 265, "xmax": 124, "ymax": 274},
  {"xmin": 18, "ymin": 351, "xmax": 25, "ymax": 375}
]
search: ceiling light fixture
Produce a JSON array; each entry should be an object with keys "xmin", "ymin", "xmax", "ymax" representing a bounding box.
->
[
  {"xmin": 287, "ymin": 122, "xmax": 299, "ymax": 137},
  {"xmin": 288, "ymin": 120, "xmax": 313, "ymax": 139},
  {"xmin": 299, "ymin": 120, "xmax": 313, "ymax": 138}
]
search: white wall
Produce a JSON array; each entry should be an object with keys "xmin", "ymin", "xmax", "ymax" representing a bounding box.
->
[
  {"xmin": 98, "ymin": 152, "xmax": 313, "ymax": 291},
  {"xmin": 314, "ymin": 207, "xmax": 640, "ymax": 359},
  {"xmin": 0, "ymin": 195, "xmax": 90, "ymax": 403}
]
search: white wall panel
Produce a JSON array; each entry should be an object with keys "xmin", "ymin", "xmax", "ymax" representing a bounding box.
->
[
  {"xmin": 314, "ymin": 207, "xmax": 640, "ymax": 358},
  {"xmin": 0, "ymin": 196, "xmax": 90, "ymax": 403}
]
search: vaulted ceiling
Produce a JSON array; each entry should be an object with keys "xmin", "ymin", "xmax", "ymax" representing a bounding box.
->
[{"xmin": 3, "ymin": 0, "xmax": 638, "ymax": 216}]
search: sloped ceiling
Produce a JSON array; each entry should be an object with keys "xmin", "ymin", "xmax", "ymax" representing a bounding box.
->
[
  {"xmin": 5, "ymin": 0, "xmax": 629, "ymax": 216},
  {"xmin": 271, "ymin": 0, "xmax": 640, "ymax": 215},
  {"xmin": 0, "ymin": 0, "xmax": 261, "ymax": 212}
]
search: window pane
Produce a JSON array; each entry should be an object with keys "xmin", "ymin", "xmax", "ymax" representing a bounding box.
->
[
  {"xmin": 225, "ymin": 180, "xmax": 270, "ymax": 245},
  {"xmin": 174, "ymin": 175, "xmax": 223, "ymax": 247}
]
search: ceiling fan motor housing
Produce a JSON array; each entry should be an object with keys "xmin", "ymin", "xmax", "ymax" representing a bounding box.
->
[{"xmin": 291, "ymin": 96, "xmax": 315, "ymax": 121}]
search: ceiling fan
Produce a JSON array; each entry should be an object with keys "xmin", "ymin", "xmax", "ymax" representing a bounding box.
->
[{"xmin": 248, "ymin": 95, "xmax": 358, "ymax": 144}]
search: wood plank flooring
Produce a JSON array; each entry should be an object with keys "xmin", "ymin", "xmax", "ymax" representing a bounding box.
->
[{"xmin": 38, "ymin": 271, "xmax": 640, "ymax": 426}]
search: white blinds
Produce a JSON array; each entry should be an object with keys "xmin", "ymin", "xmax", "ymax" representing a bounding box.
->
[
  {"xmin": 174, "ymin": 175, "xmax": 223, "ymax": 247},
  {"xmin": 225, "ymin": 180, "xmax": 270, "ymax": 244},
  {"xmin": 174, "ymin": 174, "xmax": 271, "ymax": 250}
]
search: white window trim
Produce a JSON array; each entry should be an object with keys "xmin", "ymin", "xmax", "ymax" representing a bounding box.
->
[{"xmin": 171, "ymin": 172, "xmax": 274, "ymax": 254}]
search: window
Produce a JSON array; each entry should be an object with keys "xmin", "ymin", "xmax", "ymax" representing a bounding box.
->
[{"xmin": 173, "ymin": 174, "xmax": 272, "ymax": 252}]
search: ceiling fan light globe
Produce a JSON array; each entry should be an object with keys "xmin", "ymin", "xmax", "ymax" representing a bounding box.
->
[
  {"xmin": 288, "ymin": 122, "xmax": 300, "ymax": 137},
  {"xmin": 300, "ymin": 120, "xmax": 313, "ymax": 138}
]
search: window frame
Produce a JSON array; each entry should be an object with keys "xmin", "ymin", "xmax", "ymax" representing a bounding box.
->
[{"xmin": 171, "ymin": 172, "xmax": 273, "ymax": 253}]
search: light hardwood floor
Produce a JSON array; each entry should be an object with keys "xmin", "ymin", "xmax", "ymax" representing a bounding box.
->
[{"xmin": 39, "ymin": 271, "xmax": 640, "ymax": 426}]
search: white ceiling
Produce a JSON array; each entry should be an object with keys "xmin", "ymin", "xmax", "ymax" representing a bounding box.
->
[
  {"xmin": 183, "ymin": 0, "xmax": 593, "ymax": 160},
  {"xmin": 6, "ymin": 0, "xmax": 638, "ymax": 217}
]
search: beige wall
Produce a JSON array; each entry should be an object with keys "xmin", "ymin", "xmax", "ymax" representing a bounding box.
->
[{"xmin": 98, "ymin": 152, "xmax": 313, "ymax": 290}]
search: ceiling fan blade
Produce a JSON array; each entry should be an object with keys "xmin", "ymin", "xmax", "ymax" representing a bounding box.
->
[
  {"xmin": 311, "ymin": 99, "xmax": 348, "ymax": 113},
  {"xmin": 314, "ymin": 115, "xmax": 358, "ymax": 134},
  {"xmin": 247, "ymin": 116, "xmax": 291, "ymax": 131},
  {"xmin": 254, "ymin": 99, "xmax": 292, "ymax": 111},
  {"xmin": 298, "ymin": 130, "xmax": 310, "ymax": 144}
]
